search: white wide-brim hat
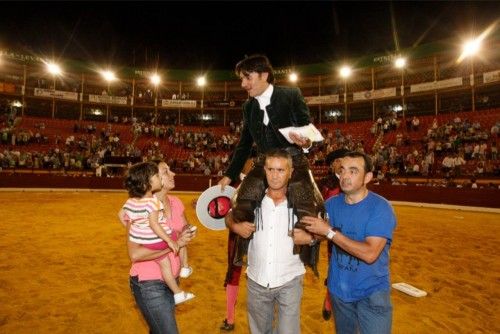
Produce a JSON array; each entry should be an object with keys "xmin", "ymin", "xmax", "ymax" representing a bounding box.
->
[{"xmin": 196, "ymin": 185, "xmax": 236, "ymax": 230}]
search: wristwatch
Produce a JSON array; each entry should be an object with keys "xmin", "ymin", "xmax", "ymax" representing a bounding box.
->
[{"xmin": 326, "ymin": 228, "xmax": 337, "ymax": 240}]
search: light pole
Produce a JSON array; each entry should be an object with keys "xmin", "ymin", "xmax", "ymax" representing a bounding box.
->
[
  {"xmin": 339, "ymin": 66, "xmax": 351, "ymax": 124},
  {"xmin": 460, "ymin": 38, "xmax": 481, "ymax": 112},
  {"xmin": 395, "ymin": 56, "xmax": 407, "ymax": 118},
  {"xmin": 197, "ymin": 76, "xmax": 206, "ymax": 124},
  {"xmin": 150, "ymin": 74, "xmax": 161, "ymax": 124},
  {"xmin": 101, "ymin": 70, "xmax": 116, "ymax": 123},
  {"xmin": 46, "ymin": 62, "xmax": 61, "ymax": 118}
]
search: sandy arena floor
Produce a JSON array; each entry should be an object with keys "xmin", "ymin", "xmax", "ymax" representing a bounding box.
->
[{"xmin": 0, "ymin": 191, "xmax": 498, "ymax": 333}]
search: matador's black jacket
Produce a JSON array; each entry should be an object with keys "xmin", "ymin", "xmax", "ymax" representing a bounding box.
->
[{"xmin": 224, "ymin": 85, "xmax": 310, "ymax": 181}]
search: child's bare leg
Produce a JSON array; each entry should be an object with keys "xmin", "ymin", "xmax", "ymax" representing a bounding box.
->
[
  {"xmin": 158, "ymin": 257, "xmax": 182, "ymax": 294},
  {"xmin": 158, "ymin": 256, "xmax": 195, "ymax": 305},
  {"xmin": 180, "ymin": 247, "xmax": 188, "ymax": 268},
  {"xmin": 179, "ymin": 247, "xmax": 193, "ymax": 278}
]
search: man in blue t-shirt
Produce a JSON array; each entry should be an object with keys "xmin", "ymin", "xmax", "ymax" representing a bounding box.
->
[{"xmin": 303, "ymin": 151, "xmax": 396, "ymax": 334}]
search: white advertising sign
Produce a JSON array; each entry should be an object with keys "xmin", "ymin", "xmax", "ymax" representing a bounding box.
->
[
  {"xmin": 304, "ymin": 94, "xmax": 340, "ymax": 105},
  {"xmin": 483, "ymin": 70, "xmax": 500, "ymax": 84},
  {"xmin": 34, "ymin": 88, "xmax": 79, "ymax": 101},
  {"xmin": 161, "ymin": 99, "xmax": 197, "ymax": 108},
  {"xmin": 410, "ymin": 77, "xmax": 463, "ymax": 93},
  {"xmin": 353, "ymin": 87, "xmax": 397, "ymax": 101},
  {"xmin": 89, "ymin": 94, "xmax": 128, "ymax": 105}
]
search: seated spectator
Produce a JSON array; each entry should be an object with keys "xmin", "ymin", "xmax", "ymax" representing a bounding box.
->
[
  {"xmin": 411, "ymin": 116, "xmax": 420, "ymax": 131},
  {"xmin": 432, "ymin": 118, "xmax": 439, "ymax": 130},
  {"xmin": 470, "ymin": 177, "xmax": 478, "ymax": 189},
  {"xmin": 491, "ymin": 122, "xmax": 499, "ymax": 138},
  {"xmin": 441, "ymin": 154, "xmax": 454, "ymax": 175},
  {"xmin": 475, "ymin": 162, "xmax": 484, "ymax": 175}
]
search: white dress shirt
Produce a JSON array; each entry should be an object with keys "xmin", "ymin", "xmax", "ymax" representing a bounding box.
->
[
  {"xmin": 255, "ymin": 84, "xmax": 274, "ymax": 126},
  {"xmin": 247, "ymin": 195, "xmax": 305, "ymax": 288}
]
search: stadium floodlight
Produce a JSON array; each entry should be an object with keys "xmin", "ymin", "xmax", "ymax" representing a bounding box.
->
[
  {"xmin": 150, "ymin": 74, "xmax": 161, "ymax": 86},
  {"xmin": 395, "ymin": 56, "xmax": 407, "ymax": 117},
  {"xmin": 289, "ymin": 72, "xmax": 298, "ymax": 83},
  {"xmin": 339, "ymin": 66, "xmax": 352, "ymax": 79},
  {"xmin": 461, "ymin": 38, "xmax": 481, "ymax": 59},
  {"xmin": 196, "ymin": 76, "xmax": 206, "ymax": 87},
  {"xmin": 101, "ymin": 70, "xmax": 116, "ymax": 82},
  {"xmin": 46, "ymin": 62, "xmax": 62, "ymax": 76},
  {"xmin": 457, "ymin": 20, "xmax": 498, "ymax": 63},
  {"xmin": 395, "ymin": 57, "xmax": 406, "ymax": 69},
  {"xmin": 100, "ymin": 70, "xmax": 116, "ymax": 123},
  {"xmin": 45, "ymin": 61, "xmax": 62, "ymax": 118}
]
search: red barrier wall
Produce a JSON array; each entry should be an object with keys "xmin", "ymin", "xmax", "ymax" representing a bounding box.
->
[
  {"xmin": 0, "ymin": 173, "xmax": 214, "ymax": 192},
  {"xmin": 1, "ymin": 173, "xmax": 499, "ymax": 208},
  {"xmin": 368, "ymin": 183, "xmax": 500, "ymax": 208}
]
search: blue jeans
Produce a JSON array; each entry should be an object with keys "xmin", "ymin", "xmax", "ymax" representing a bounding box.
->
[
  {"xmin": 331, "ymin": 290, "xmax": 392, "ymax": 334},
  {"xmin": 130, "ymin": 276, "xmax": 179, "ymax": 334},
  {"xmin": 247, "ymin": 275, "xmax": 304, "ymax": 334}
]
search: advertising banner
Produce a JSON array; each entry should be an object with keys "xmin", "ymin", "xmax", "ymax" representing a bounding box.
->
[
  {"xmin": 161, "ymin": 99, "xmax": 197, "ymax": 108},
  {"xmin": 34, "ymin": 88, "xmax": 79, "ymax": 101},
  {"xmin": 353, "ymin": 87, "xmax": 397, "ymax": 101},
  {"xmin": 410, "ymin": 77, "xmax": 463, "ymax": 93},
  {"xmin": 207, "ymin": 100, "xmax": 236, "ymax": 108},
  {"xmin": 304, "ymin": 94, "xmax": 340, "ymax": 105},
  {"xmin": 483, "ymin": 70, "xmax": 500, "ymax": 84},
  {"xmin": 89, "ymin": 94, "xmax": 128, "ymax": 105}
]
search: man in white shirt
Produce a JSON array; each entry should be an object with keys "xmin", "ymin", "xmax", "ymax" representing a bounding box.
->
[
  {"xmin": 218, "ymin": 54, "xmax": 324, "ymax": 277},
  {"xmin": 225, "ymin": 149, "xmax": 315, "ymax": 334}
]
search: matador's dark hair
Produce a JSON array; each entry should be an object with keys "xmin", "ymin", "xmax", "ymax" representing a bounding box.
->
[
  {"xmin": 235, "ymin": 54, "xmax": 275, "ymax": 84},
  {"xmin": 124, "ymin": 161, "xmax": 158, "ymax": 198}
]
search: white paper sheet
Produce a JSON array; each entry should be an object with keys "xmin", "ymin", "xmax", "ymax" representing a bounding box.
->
[{"xmin": 278, "ymin": 123, "xmax": 324, "ymax": 144}]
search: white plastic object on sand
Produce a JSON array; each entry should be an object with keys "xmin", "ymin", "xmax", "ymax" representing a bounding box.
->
[{"xmin": 392, "ymin": 282, "xmax": 427, "ymax": 297}]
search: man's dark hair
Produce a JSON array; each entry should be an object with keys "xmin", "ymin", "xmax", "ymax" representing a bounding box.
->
[
  {"xmin": 124, "ymin": 161, "xmax": 158, "ymax": 198},
  {"xmin": 325, "ymin": 148, "xmax": 350, "ymax": 166},
  {"xmin": 235, "ymin": 54, "xmax": 275, "ymax": 83},
  {"xmin": 344, "ymin": 151, "xmax": 373, "ymax": 173}
]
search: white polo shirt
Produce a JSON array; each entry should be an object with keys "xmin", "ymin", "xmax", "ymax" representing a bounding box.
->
[{"xmin": 247, "ymin": 195, "xmax": 305, "ymax": 288}]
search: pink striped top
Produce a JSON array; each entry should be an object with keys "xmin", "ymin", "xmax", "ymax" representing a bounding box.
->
[{"xmin": 123, "ymin": 197, "xmax": 170, "ymax": 244}]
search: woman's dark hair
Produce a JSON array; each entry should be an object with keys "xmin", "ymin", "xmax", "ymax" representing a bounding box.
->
[
  {"xmin": 124, "ymin": 161, "xmax": 158, "ymax": 198},
  {"xmin": 235, "ymin": 54, "xmax": 275, "ymax": 83},
  {"xmin": 344, "ymin": 151, "xmax": 374, "ymax": 173}
]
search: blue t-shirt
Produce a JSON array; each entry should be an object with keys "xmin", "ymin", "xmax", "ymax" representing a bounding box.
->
[{"xmin": 326, "ymin": 191, "xmax": 396, "ymax": 302}]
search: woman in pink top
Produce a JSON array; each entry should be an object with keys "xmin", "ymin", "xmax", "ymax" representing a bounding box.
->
[{"xmin": 125, "ymin": 162, "xmax": 197, "ymax": 333}]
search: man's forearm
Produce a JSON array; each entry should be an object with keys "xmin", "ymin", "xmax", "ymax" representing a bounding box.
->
[
  {"xmin": 225, "ymin": 211, "xmax": 236, "ymax": 230},
  {"xmin": 331, "ymin": 233, "xmax": 387, "ymax": 264}
]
